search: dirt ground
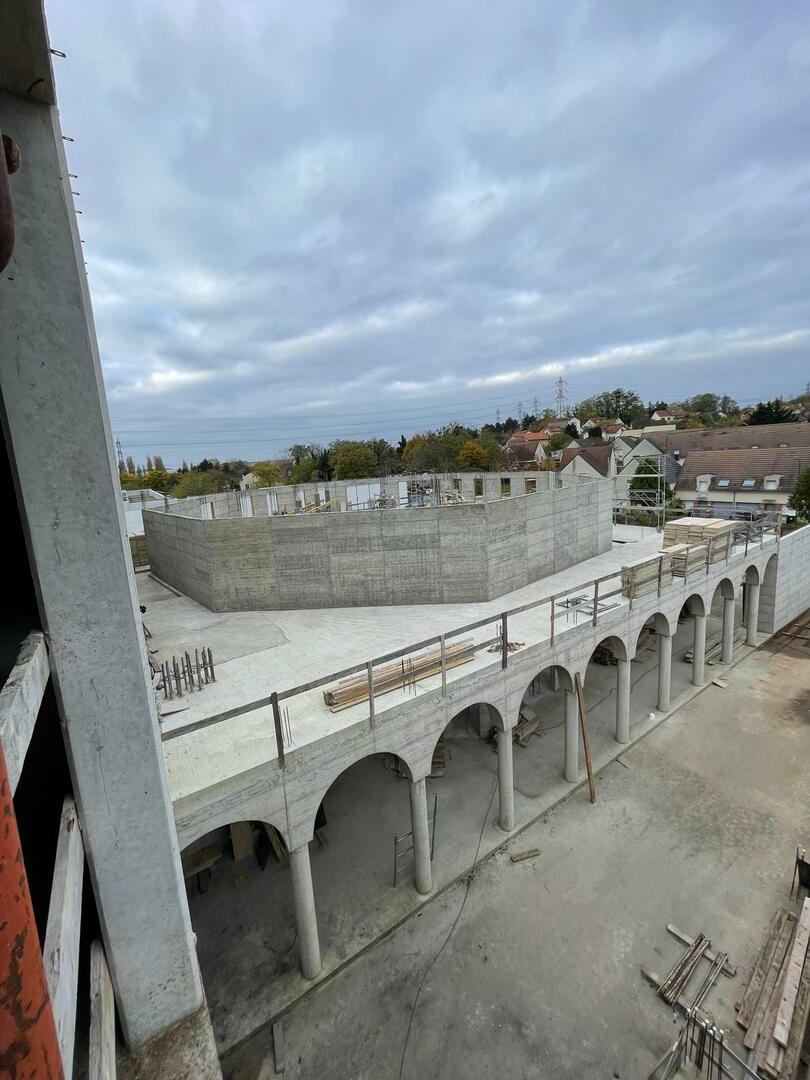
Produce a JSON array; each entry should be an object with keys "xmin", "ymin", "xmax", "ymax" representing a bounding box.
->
[{"xmin": 222, "ymin": 625, "xmax": 810, "ymax": 1080}]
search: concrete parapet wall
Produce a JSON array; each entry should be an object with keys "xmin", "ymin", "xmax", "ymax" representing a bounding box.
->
[
  {"xmin": 759, "ymin": 524, "xmax": 810, "ymax": 633},
  {"xmin": 144, "ymin": 478, "xmax": 613, "ymax": 611}
]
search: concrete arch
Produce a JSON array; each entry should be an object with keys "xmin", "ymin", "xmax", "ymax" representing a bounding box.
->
[
  {"xmin": 683, "ymin": 593, "xmax": 707, "ymax": 618},
  {"xmin": 632, "ymin": 612, "xmax": 673, "ymax": 656},
  {"xmin": 712, "ymin": 576, "xmax": 736, "ymax": 602},
  {"xmin": 521, "ymin": 663, "xmax": 576, "ymax": 697},
  {"xmin": 179, "ymin": 813, "xmax": 289, "ymax": 856},
  {"xmin": 742, "ymin": 563, "xmax": 761, "ymax": 586},
  {"xmin": 299, "ymin": 748, "xmax": 421, "ymax": 847},
  {"xmin": 420, "ymin": 699, "xmax": 506, "ymax": 774},
  {"xmin": 583, "ymin": 634, "xmax": 629, "ymax": 678}
]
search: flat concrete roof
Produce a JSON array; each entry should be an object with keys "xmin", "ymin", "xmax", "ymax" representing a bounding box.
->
[{"xmin": 139, "ymin": 529, "xmax": 667, "ymax": 803}]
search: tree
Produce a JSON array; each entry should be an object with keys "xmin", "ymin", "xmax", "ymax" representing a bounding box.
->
[
  {"xmin": 118, "ymin": 471, "xmax": 141, "ymax": 490},
  {"xmin": 576, "ymin": 388, "xmax": 644, "ymax": 423},
  {"xmin": 288, "ymin": 444, "xmax": 311, "ymax": 466},
  {"xmin": 564, "ymin": 422, "xmax": 579, "ymax": 439},
  {"xmin": 125, "ymin": 455, "xmax": 136, "ymax": 474},
  {"xmin": 330, "ymin": 441, "xmax": 378, "ymax": 479},
  {"xmin": 719, "ymin": 395, "xmax": 739, "ymax": 416},
  {"xmin": 789, "ymin": 469, "xmax": 810, "ymax": 521},
  {"xmin": 145, "ymin": 455, "xmax": 154, "ymax": 472},
  {"xmin": 153, "ymin": 455, "xmax": 166, "ymax": 471},
  {"xmin": 173, "ymin": 469, "xmax": 226, "ymax": 497},
  {"xmin": 253, "ymin": 460, "xmax": 284, "ymax": 487},
  {"xmin": 547, "ymin": 433, "xmax": 572, "ymax": 452},
  {"xmin": 746, "ymin": 400, "xmax": 795, "ymax": 425},
  {"xmin": 289, "ymin": 457, "xmax": 319, "ymax": 483},
  {"xmin": 585, "ymin": 425, "xmax": 603, "ymax": 440},
  {"xmin": 143, "ymin": 468, "xmax": 174, "ymax": 493},
  {"xmin": 457, "ymin": 440, "xmax": 489, "ymax": 470}
]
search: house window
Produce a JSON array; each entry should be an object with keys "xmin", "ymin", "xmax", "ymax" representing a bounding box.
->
[
  {"xmin": 525, "ymin": 478, "xmax": 537, "ymax": 494},
  {"xmin": 474, "ymin": 478, "xmax": 483, "ymax": 498},
  {"xmin": 500, "ymin": 478, "xmax": 511, "ymax": 497},
  {"xmin": 716, "ymin": 479, "xmax": 730, "ymax": 488},
  {"xmin": 452, "ymin": 477, "xmax": 462, "ymax": 492},
  {"xmin": 742, "ymin": 479, "xmax": 755, "ymax": 488},
  {"xmin": 763, "ymin": 477, "xmax": 779, "ymax": 491}
]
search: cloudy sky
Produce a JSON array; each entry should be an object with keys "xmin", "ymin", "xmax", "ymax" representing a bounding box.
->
[{"xmin": 48, "ymin": 1, "xmax": 810, "ymax": 466}]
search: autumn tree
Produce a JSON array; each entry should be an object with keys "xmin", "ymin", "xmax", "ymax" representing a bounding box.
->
[
  {"xmin": 330, "ymin": 441, "xmax": 378, "ymax": 479},
  {"xmin": 252, "ymin": 460, "xmax": 284, "ymax": 487},
  {"xmin": 457, "ymin": 440, "xmax": 489, "ymax": 470}
]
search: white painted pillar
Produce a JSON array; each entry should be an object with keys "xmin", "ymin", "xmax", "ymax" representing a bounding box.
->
[
  {"xmin": 657, "ymin": 634, "xmax": 672, "ymax": 712},
  {"xmin": 746, "ymin": 582, "xmax": 760, "ymax": 646},
  {"xmin": 290, "ymin": 843, "xmax": 321, "ymax": 979},
  {"xmin": 409, "ymin": 778, "xmax": 432, "ymax": 895},
  {"xmin": 692, "ymin": 614, "xmax": 707, "ymax": 686},
  {"xmin": 496, "ymin": 728, "xmax": 515, "ymax": 831},
  {"xmin": 721, "ymin": 596, "xmax": 735, "ymax": 663},
  {"xmin": 0, "ymin": 90, "xmax": 207, "ymax": 1047},
  {"xmin": 564, "ymin": 689, "xmax": 579, "ymax": 782},
  {"xmin": 616, "ymin": 659, "xmax": 631, "ymax": 744}
]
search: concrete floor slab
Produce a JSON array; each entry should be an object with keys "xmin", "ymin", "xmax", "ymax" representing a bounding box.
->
[
  {"xmin": 186, "ymin": 605, "xmax": 744, "ymax": 1054},
  {"xmin": 221, "ymin": 626, "xmax": 810, "ymax": 1080}
]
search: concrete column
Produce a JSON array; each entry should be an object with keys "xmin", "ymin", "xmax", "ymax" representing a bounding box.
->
[
  {"xmin": 409, "ymin": 778, "xmax": 432, "ymax": 895},
  {"xmin": 692, "ymin": 614, "xmax": 707, "ymax": 686},
  {"xmin": 0, "ymin": 90, "xmax": 207, "ymax": 1047},
  {"xmin": 496, "ymin": 728, "xmax": 515, "ymax": 832},
  {"xmin": 657, "ymin": 634, "xmax": 672, "ymax": 712},
  {"xmin": 721, "ymin": 596, "xmax": 735, "ymax": 663},
  {"xmin": 290, "ymin": 844, "xmax": 322, "ymax": 980},
  {"xmin": 746, "ymin": 582, "xmax": 760, "ymax": 646},
  {"xmin": 564, "ymin": 689, "xmax": 579, "ymax": 782},
  {"xmin": 616, "ymin": 659, "xmax": 631, "ymax": 744}
]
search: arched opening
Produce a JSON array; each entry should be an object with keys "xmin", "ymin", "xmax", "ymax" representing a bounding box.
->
[
  {"xmin": 741, "ymin": 564, "xmax": 763, "ymax": 643},
  {"xmin": 759, "ymin": 552, "xmax": 779, "ymax": 635},
  {"xmin": 581, "ymin": 635, "xmax": 633, "ymax": 747},
  {"xmin": 629, "ymin": 612, "xmax": 673, "ymax": 718},
  {"xmin": 309, "ymin": 751, "xmax": 416, "ymax": 947},
  {"xmin": 180, "ymin": 817, "xmax": 294, "ymax": 1049},
  {"xmin": 707, "ymin": 577, "xmax": 742, "ymax": 666},
  {"xmin": 420, "ymin": 702, "xmax": 508, "ymax": 853},
  {"xmin": 513, "ymin": 665, "xmax": 576, "ymax": 795}
]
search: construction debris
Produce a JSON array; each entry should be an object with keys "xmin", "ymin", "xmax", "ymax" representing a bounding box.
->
[
  {"xmin": 323, "ymin": 639, "xmax": 475, "ymax": 711},
  {"xmin": 509, "ymin": 849, "xmax": 541, "ymax": 864},
  {"xmin": 157, "ymin": 646, "xmax": 215, "ymax": 702},
  {"xmin": 735, "ymin": 901, "xmax": 810, "ymax": 1078}
]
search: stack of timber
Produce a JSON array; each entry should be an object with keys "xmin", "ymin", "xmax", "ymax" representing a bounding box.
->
[
  {"xmin": 665, "ymin": 542, "xmax": 708, "ymax": 578},
  {"xmin": 323, "ymin": 638, "xmax": 475, "ymax": 711},
  {"xmin": 621, "ymin": 552, "xmax": 672, "ymax": 600},
  {"xmin": 514, "ymin": 701, "xmax": 541, "ymax": 746},
  {"xmin": 663, "ymin": 516, "xmax": 734, "ymax": 546},
  {"xmin": 736, "ymin": 901, "xmax": 810, "ymax": 1078}
]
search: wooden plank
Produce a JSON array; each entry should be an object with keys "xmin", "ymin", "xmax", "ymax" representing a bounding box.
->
[
  {"xmin": 774, "ymin": 897, "xmax": 810, "ymax": 1047},
  {"xmin": 230, "ymin": 822, "xmax": 254, "ymax": 863},
  {"xmin": 780, "ymin": 941, "xmax": 810, "ymax": 1080},
  {"xmin": 0, "ymin": 631, "xmax": 50, "ymax": 792},
  {"xmin": 510, "ymin": 849, "xmax": 541, "ymax": 863},
  {"xmin": 43, "ymin": 796, "xmax": 84, "ymax": 1080},
  {"xmin": 88, "ymin": 940, "xmax": 116, "ymax": 1080},
  {"xmin": 744, "ymin": 914, "xmax": 795, "ymax": 1050},
  {"xmin": 262, "ymin": 824, "xmax": 288, "ymax": 865},
  {"xmin": 737, "ymin": 911, "xmax": 783, "ymax": 1029},
  {"xmin": 666, "ymin": 924, "xmax": 736, "ymax": 977},
  {"xmin": 574, "ymin": 673, "xmax": 596, "ymax": 804}
]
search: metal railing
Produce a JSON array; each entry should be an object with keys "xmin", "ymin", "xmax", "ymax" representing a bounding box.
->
[
  {"xmin": 160, "ymin": 522, "xmax": 780, "ymax": 758},
  {"xmin": 393, "ymin": 793, "xmax": 438, "ymax": 887}
]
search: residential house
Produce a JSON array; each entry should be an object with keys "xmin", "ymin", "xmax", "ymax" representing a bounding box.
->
[
  {"xmin": 644, "ymin": 421, "xmax": 810, "ymax": 463},
  {"xmin": 650, "ymin": 406, "xmax": 687, "ymax": 423},
  {"xmin": 505, "ymin": 431, "xmax": 549, "ymax": 462},
  {"xmin": 675, "ymin": 447, "xmax": 810, "ymax": 520},
  {"xmin": 558, "ymin": 443, "xmax": 616, "ymax": 481}
]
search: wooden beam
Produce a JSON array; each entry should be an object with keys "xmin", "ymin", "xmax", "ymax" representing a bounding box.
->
[
  {"xmin": 88, "ymin": 941, "xmax": 116, "ymax": 1080},
  {"xmin": 0, "ymin": 631, "xmax": 49, "ymax": 792},
  {"xmin": 574, "ymin": 673, "xmax": 596, "ymax": 804},
  {"xmin": 43, "ymin": 796, "xmax": 84, "ymax": 1079},
  {"xmin": 774, "ymin": 897, "xmax": 810, "ymax": 1047}
]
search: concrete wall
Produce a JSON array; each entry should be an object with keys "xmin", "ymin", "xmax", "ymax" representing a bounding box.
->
[
  {"xmin": 144, "ymin": 478, "xmax": 613, "ymax": 611},
  {"xmin": 759, "ymin": 524, "xmax": 810, "ymax": 633}
]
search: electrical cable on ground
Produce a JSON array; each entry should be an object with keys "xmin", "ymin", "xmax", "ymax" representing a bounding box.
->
[{"xmin": 397, "ymin": 775, "xmax": 498, "ymax": 1080}]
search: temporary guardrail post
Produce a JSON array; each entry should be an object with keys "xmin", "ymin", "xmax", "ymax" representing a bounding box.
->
[
  {"xmin": 440, "ymin": 634, "xmax": 447, "ymax": 697},
  {"xmin": 501, "ymin": 612, "xmax": 508, "ymax": 669},
  {"xmin": 271, "ymin": 692, "xmax": 286, "ymax": 768},
  {"xmin": 592, "ymin": 580, "xmax": 599, "ymax": 626},
  {"xmin": 367, "ymin": 661, "xmax": 376, "ymax": 728},
  {"xmin": 657, "ymin": 555, "xmax": 664, "ymax": 597},
  {"xmin": 550, "ymin": 596, "xmax": 555, "ymax": 647}
]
